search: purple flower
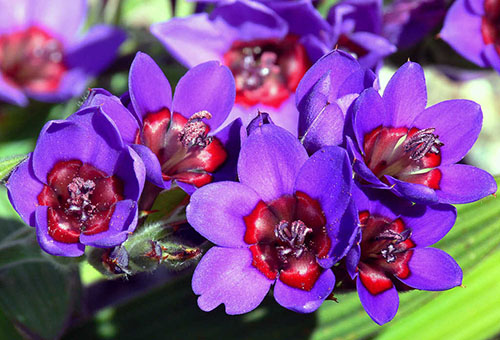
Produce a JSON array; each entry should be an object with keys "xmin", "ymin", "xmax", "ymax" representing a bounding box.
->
[
  {"xmin": 186, "ymin": 124, "xmax": 357, "ymax": 314},
  {"xmin": 85, "ymin": 52, "xmax": 241, "ymax": 195},
  {"xmin": 346, "ymin": 184, "xmax": 462, "ymax": 325},
  {"xmin": 440, "ymin": 0, "xmax": 500, "ymax": 73},
  {"xmin": 151, "ymin": 0, "xmax": 332, "ymax": 134},
  {"xmin": 327, "ymin": 0, "xmax": 396, "ymax": 70},
  {"xmin": 0, "ymin": 0, "xmax": 125, "ymax": 106},
  {"xmin": 295, "ymin": 49, "xmax": 377, "ymax": 153},
  {"xmin": 348, "ymin": 61, "xmax": 497, "ymax": 204},
  {"xmin": 383, "ymin": 0, "xmax": 446, "ymax": 49},
  {"xmin": 6, "ymin": 106, "xmax": 146, "ymax": 257}
]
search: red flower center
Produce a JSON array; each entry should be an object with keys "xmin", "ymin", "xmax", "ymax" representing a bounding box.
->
[
  {"xmin": 244, "ymin": 191, "xmax": 331, "ymax": 291},
  {"xmin": 0, "ymin": 26, "xmax": 67, "ymax": 93},
  {"xmin": 357, "ymin": 211, "xmax": 415, "ymax": 295},
  {"xmin": 136, "ymin": 108, "xmax": 227, "ymax": 187},
  {"xmin": 37, "ymin": 160, "xmax": 124, "ymax": 244},
  {"xmin": 363, "ymin": 126, "xmax": 443, "ymax": 189},
  {"xmin": 482, "ymin": 0, "xmax": 500, "ymax": 55},
  {"xmin": 223, "ymin": 34, "xmax": 311, "ymax": 108}
]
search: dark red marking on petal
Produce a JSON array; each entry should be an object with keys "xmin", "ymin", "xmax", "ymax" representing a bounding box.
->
[
  {"xmin": 37, "ymin": 185, "xmax": 59, "ymax": 207},
  {"xmin": 482, "ymin": 0, "xmax": 500, "ymax": 55},
  {"xmin": 0, "ymin": 26, "xmax": 67, "ymax": 93},
  {"xmin": 47, "ymin": 207, "xmax": 81, "ymax": 243},
  {"xmin": 47, "ymin": 160, "xmax": 82, "ymax": 201},
  {"xmin": 249, "ymin": 244, "xmax": 279, "ymax": 280},
  {"xmin": 279, "ymin": 252, "xmax": 321, "ymax": 291},
  {"xmin": 244, "ymin": 200, "xmax": 279, "ymax": 244},
  {"xmin": 245, "ymin": 192, "xmax": 330, "ymax": 290},
  {"xmin": 223, "ymin": 34, "xmax": 311, "ymax": 108},
  {"xmin": 363, "ymin": 126, "xmax": 443, "ymax": 190},
  {"xmin": 82, "ymin": 207, "xmax": 115, "ymax": 236},
  {"xmin": 139, "ymin": 109, "xmax": 227, "ymax": 188},
  {"xmin": 356, "ymin": 212, "xmax": 416, "ymax": 295},
  {"xmin": 358, "ymin": 262, "xmax": 394, "ymax": 295},
  {"xmin": 40, "ymin": 160, "xmax": 124, "ymax": 243},
  {"xmin": 140, "ymin": 108, "xmax": 171, "ymax": 156}
]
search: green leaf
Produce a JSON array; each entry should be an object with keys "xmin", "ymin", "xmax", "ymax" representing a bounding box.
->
[
  {"xmin": 0, "ymin": 308, "xmax": 22, "ymax": 340},
  {"xmin": 121, "ymin": 0, "xmax": 172, "ymax": 26},
  {"xmin": 62, "ymin": 178, "xmax": 500, "ymax": 340},
  {"xmin": 317, "ymin": 0, "xmax": 339, "ymax": 18},
  {"xmin": 0, "ymin": 218, "xmax": 81, "ymax": 339},
  {"xmin": 0, "ymin": 154, "xmax": 27, "ymax": 183}
]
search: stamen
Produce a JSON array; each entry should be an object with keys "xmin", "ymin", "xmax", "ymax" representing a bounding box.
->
[
  {"xmin": 375, "ymin": 228, "xmax": 412, "ymax": 244},
  {"xmin": 65, "ymin": 177, "xmax": 96, "ymax": 222},
  {"xmin": 274, "ymin": 220, "xmax": 312, "ymax": 260},
  {"xmin": 404, "ymin": 128, "xmax": 444, "ymax": 161},
  {"xmin": 178, "ymin": 110, "xmax": 213, "ymax": 148}
]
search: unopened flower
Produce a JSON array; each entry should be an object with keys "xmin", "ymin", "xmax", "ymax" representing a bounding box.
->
[
  {"xmin": 151, "ymin": 0, "xmax": 332, "ymax": 134},
  {"xmin": 347, "ymin": 184, "xmax": 462, "ymax": 325},
  {"xmin": 440, "ymin": 0, "xmax": 500, "ymax": 73},
  {"xmin": 187, "ymin": 124, "xmax": 357, "ymax": 314},
  {"xmin": 348, "ymin": 61, "xmax": 497, "ymax": 204},
  {"xmin": 0, "ymin": 0, "xmax": 125, "ymax": 106},
  {"xmin": 84, "ymin": 52, "xmax": 242, "ymax": 195},
  {"xmin": 6, "ymin": 106, "xmax": 145, "ymax": 256}
]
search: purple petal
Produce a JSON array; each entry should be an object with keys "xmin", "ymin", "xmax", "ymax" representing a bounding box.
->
[
  {"xmin": 150, "ymin": 14, "xmax": 234, "ymax": 68},
  {"xmin": 296, "ymin": 50, "xmax": 361, "ymax": 108},
  {"xmin": 274, "ymin": 269, "xmax": 335, "ymax": 313},
  {"xmin": 6, "ymin": 155, "xmax": 42, "ymax": 227},
  {"xmin": 467, "ymin": 0, "xmax": 485, "ymax": 15},
  {"xmin": 404, "ymin": 204, "xmax": 457, "ymax": 247},
  {"xmin": 325, "ymin": 198, "xmax": 359, "ymax": 263},
  {"xmin": 269, "ymin": 0, "xmax": 332, "ymax": 44},
  {"xmin": 35, "ymin": 206, "xmax": 85, "ymax": 257},
  {"xmin": 295, "ymin": 146, "xmax": 352, "ymax": 233},
  {"xmin": 113, "ymin": 146, "xmax": 146, "ymax": 202},
  {"xmin": 435, "ymin": 164, "xmax": 497, "ymax": 204},
  {"xmin": 345, "ymin": 231, "xmax": 361, "ymax": 278},
  {"xmin": 346, "ymin": 136, "xmax": 387, "ymax": 188},
  {"xmin": 128, "ymin": 52, "xmax": 172, "ymax": 122},
  {"xmin": 210, "ymin": 0, "xmax": 288, "ymax": 41},
  {"xmin": 302, "ymin": 103, "xmax": 345, "ymax": 153},
  {"xmin": 440, "ymin": 0, "xmax": 486, "ymax": 67},
  {"xmin": 172, "ymin": 61, "xmax": 235, "ymax": 130},
  {"xmin": 357, "ymin": 276, "xmax": 399, "ymax": 325},
  {"xmin": 79, "ymin": 200, "xmax": 138, "ymax": 247},
  {"xmin": 299, "ymin": 34, "xmax": 331, "ymax": 62},
  {"xmin": 130, "ymin": 144, "xmax": 165, "ymax": 189},
  {"xmin": 337, "ymin": 67, "xmax": 377, "ymax": 99},
  {"xmin": 397, "ymin": 248, "xmax": 462, "ymax": 290},
  {"xmin": 187, "ymin": 182, "xmax": 260, "ymax": 247},
  {"xmin": 192, "ymin": 246, "xmax": 273, "ymax": 314},
  {"xmin": 0, "ymin": 0, "xmax": 29, "ymax": 32},
  {"xmin": 0, "ymin": 76, "xmax": 28, "ymax": 106},
  {"xmin": 385, "ymin": 175, "xmax": 439, "ymax": 204},
  {"xmin": 482, "ymin": 43, "xmax": 500, "ymax": 73},
  {"xmin": 238, "ymin": 124, "xmax": 308, "ymax": 202},
  {"xmin": 29, "ymin": 0, "xmax": 87, "ymax": 43},
  {"xmin": 353, "ymin": 88, "xmax": 388, "ymax": 151},
  {"xmin": 226, "ymin": 96, "xmax": 299, "ymax": 136},
  {"xmin": 65, "ymin": 25, "xmax": 126, "ymax": 74},
  {"xmin": 383, "ymin": 61, "xmax": 427, "ymax": 127},
  {"xmin": 411, "ymin": 99, "xmax": 482, "ymax": 165},
  {"xmin": 347, "ymin": 32, "xmax": 397, "ymax": 69},
  {"xmin": 83, "ymin": 92, "xmax": 140, "ymax": 144},
  {"xmin": 212, "ymin": 118, "xmax": 243, "ymax": 183},
  {"xmin": 34, "ymin": 108, "xmax": 123, "ymax": 183}
]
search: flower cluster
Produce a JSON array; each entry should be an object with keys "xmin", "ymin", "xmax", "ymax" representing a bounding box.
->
[{"xmin": 2, "ymin": 0, "xmax": 498, "ymax": 329}]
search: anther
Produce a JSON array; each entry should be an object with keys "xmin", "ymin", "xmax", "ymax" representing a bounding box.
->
[
  {"xmin": 178, "ymin": 110, "xmax": 213, "ymax": 148},
  {"xmin": 404, "ymin": 128, "xmax": 444, "ymax": 160}
]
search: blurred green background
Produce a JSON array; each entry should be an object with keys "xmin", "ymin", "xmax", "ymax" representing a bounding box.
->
[{"xmin": 0, "ymin": 0, "xmax": 499, "ymax": 339}]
